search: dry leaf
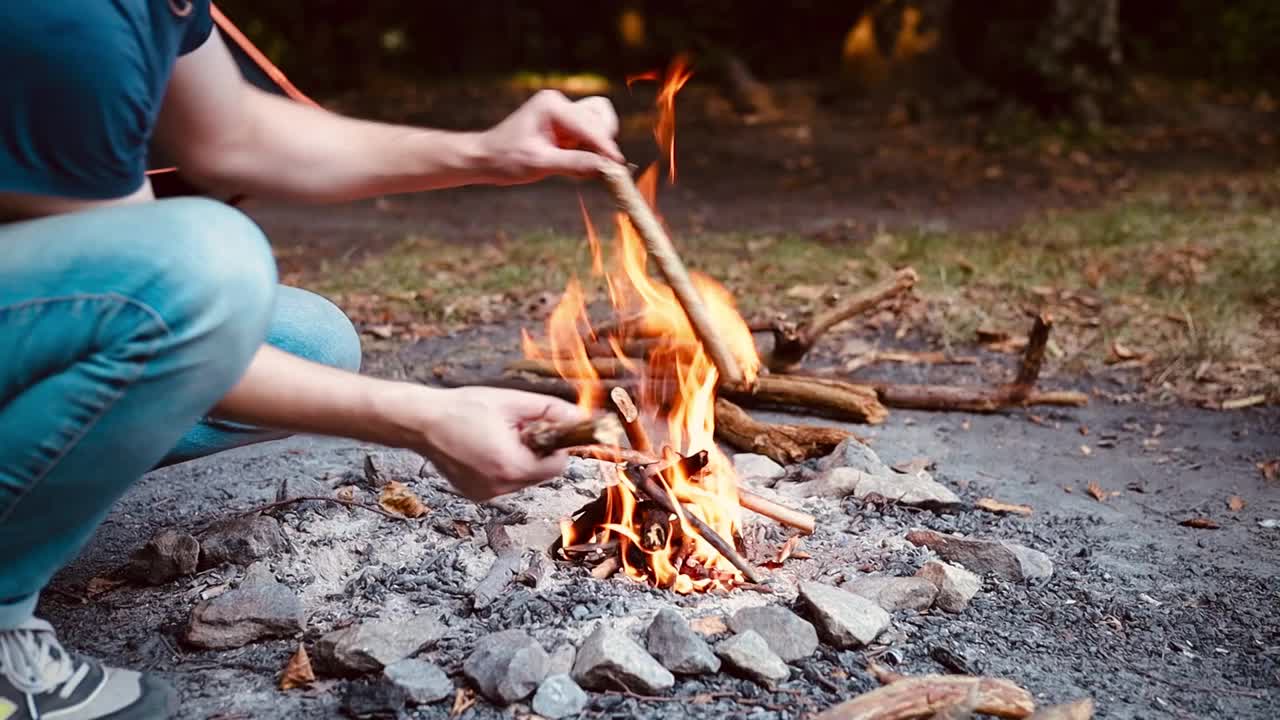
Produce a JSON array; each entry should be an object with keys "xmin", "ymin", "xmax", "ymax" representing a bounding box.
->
[
  {"xmin": 774, "ymin": 536, "xmax": 802, "ymax": 564},
  {"xmin": 85, "ymin": 576, "xmax": 126, "ymax": 598},
  {"xmin": 450, "ymin": 688, "xmax": 477, "ymax": 718},
  {"xmin": 1086, "ymin": 481, "xmax": 1106, "ymax": 502},
  {"xmin": 1227, "ymin": 495, "xmax": 1246, "ymax": 512},
  {"xmin": 1179, "ymin": 517, "xmax": 1220, "ymax": 529},
  {"xmin": 335, "ymin": 485, "xmax": 358, "ymax": 502},
  {"xmin": 689, "ymin": 615, "xmax": 729, "ymax": 636},
  {"xmin": 378, "ymin": 481, "xmax": 429, "ymax": 518},
  {"xmin": 278, "ymin": 644, "xmax": 315, "ymax": 690},
  {"xmin": 1258, "ymin": 459, "xmax": 1279, "ymax": 482},
  {"xmin": 976, "ymin": 497, "xmax": 1034, "ymax": 516}
]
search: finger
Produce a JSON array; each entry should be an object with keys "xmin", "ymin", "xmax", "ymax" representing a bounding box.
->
[
  {"xmin": 547, "ymin": 103, "xmax": 625, "ymax": 163},
  {"xmin": 533, "ymin": 450, "xmax": 571, "ymax": 480},
  {"xmin": 574, "ymin": 96, "xmax": 620, "ymax": 140},
  {"xmin": 538, "ymin": 148, "xmax": 611, "ymax": 178},
  {"xmin": 505, "ymin": 390, "xmax": 585, "ymax": 424}
]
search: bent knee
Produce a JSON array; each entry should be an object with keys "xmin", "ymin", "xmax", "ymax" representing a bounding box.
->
[{"xmin": 268, "ymin": 287, "xmax": 362, "ymax": 373}]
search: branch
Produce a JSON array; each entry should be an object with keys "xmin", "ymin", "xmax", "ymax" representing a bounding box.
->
[
  {"xmin": 520, "ymin": 415, "xmax": 624, "ymax": 455},
  {"xmin": 812, "ymin": 672, "xmax": 1036, "ymax": 720},
  {"xmin": 714, "ymin": 398, "xmax": 860, "ymax": 465}
]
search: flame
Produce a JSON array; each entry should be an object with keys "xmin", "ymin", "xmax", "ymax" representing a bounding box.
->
[{"xmin": 529, "ymin": 60, "xmax": 761, "ymax": 593}]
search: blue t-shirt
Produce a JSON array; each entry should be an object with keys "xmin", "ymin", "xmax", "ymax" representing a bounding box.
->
[{"xmin": 0, "ymin": 0, "xmax": 214, "ymax": 200}]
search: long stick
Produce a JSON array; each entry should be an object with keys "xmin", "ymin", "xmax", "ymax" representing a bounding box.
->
[
  {"xmin": 738, "ymin": 491, "xmax": 815, "ymax": 535},
  {"xmin": 609, "ymin": 387, "xmax": 653, "ymax": 453},
  {"xmin": 599, "ymin": 161, "xmax": 744, "ymax": 385}
]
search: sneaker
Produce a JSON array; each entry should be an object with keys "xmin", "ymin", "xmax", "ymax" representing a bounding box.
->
[{"xmin": 0, "ymin": 618, "xmax": 176, "ymax": 719}]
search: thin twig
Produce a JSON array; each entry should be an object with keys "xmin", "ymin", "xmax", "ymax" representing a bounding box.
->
[{"xmin": 233, "ymin": 496, "xmax": 412, "ymax": 523}]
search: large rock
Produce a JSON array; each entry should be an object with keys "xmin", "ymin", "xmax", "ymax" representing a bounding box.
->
[
  {"xmin": 797, "ymin": 581, "xmax": 891, "ymax": 649},
  {"xmin": 645, "ymin": 609, "xmax": 721, "ymax": 675},
  {"xmin": 733, "ymin": 454, "xmax": 786, "ymax": 486},
  {"xmin": 383, "ymin": 659, "xmax": 453, "ymax": 704},
  {"xmin": 916, "ymin": 560, "xmax": 981, "ymax": 613},
  {"xmin": 547, "ymin": 644, "xmax": 576, "ymax": 677},
  {"xmin": 727, "ymin": 606, "xmax": 818, "ymax": 663},
  {"xmin": 818, "ymin": 438, "xmax": 893, "ymax": 475},
  {"xmin": 716, "ymin": 630, "xmax": 789, "ymax": 685},
  {"xmin": 842, "ymin": 574, "xmax": 938, "ymax": 612},
  {"xmin": 789, "ymin": 467, "xmax": 960, "ymax": 507},
  {"xmin": 126, "ymin": 529, "xmax": 200, "ymax": 585},
  {"xmin": 341, "ymin": 679, "xmax": 406, "ymax": 719},
  {"xmin": 197, "ymin": 515, "xmax": 288, "ymax": 570},
  {"xmin": 906, "ymin": 530, "xmax": 1053, "ymax": 582},
  {"xmin": 572, "ymin": 624, "xmax": 674, "ymax": 694},
  {"xmin": 185, "ymin": 580, "xmax": 304, "ymax": 649},
  {"xmin": 531, "ymin": 674, "xmax": 588, "ymax": 719},
  {"xmin": 317, "ymin": 613, "xmax": 449, "ymax": 674},
  {"xmin": 462, "ymin": 629, "xmax": 548, "ymax": 704}
]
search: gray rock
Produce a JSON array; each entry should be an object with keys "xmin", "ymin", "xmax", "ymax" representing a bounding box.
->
[
  {"xmin": 383, "ymin": 659, "xmax": 453, "ymax": 705},
  {"xmin": 572, "ymin": 624, "xmax": 674, "ymax": 694},
  {"xmin": 645, "ymin": 609, "xmax": 721, "ymax": 675},
  {"xmin": 547, "ymin": 644, "xmax": 577, "ymax": 677},
  {"xmin": 531, "ymin": 674, "xmax": 588, "ymax": 719},
  {"xmin": 906, "ymin": 530, "xmax": 1053, "ymax": 582},
  {"xmin": 716, "ymin": 630, "xmax": 789, "ymax": 685},
  {"xmin": 727, "ymin": 606, "xmax": 818, "ymax": 663},
  {"xmin": 341, "ymin": 679, "xmax": 406, "ymax": 719},
  {"xmin": 733, "ymin": 454, "xmax": 785, "ymax": 485},
  {"xmin": 240, "ymin": 561, "xmax": 277, "ymax": 588},
  {"xmin": 916, "ymin": 560, "xmax": 981, "ymax": 613},
  {"xmin": 842, "ymin": 574, "xmax": 938, "ymax": 612},
  {"xmin": 797, "ymin": 581, "xmax": 891, "ymax": 649},
  {"xmin": 462, "ymin": 629, "xmax": 548, "ymax": 704},
  {"xmin": 791, "ymin": 467, "xmax": 960, "ymax": 507},
  {"xmin": 363, "ymin": 450, "xmax": 425, "ymax": 487},
  {"xmin": 317, "ymin": 613, "xmax": 449, "ymax": 674},
  {"xmin": 126, "ymin": 529, "xmax": 200, "ymax": 585},
  {"xmin": 817, "ymin": 438, "xmax": 893, "ymax": 475},
  {"xmin": 185, "ymin": 580, "xmax": 304, "ymax": 649},
  {"xmin": 274, "ymin": 475, "xmax": 332, "ymax": 512},
  {"xmin": 197, "ymin": 515, "xmax": 288, "ymax": 570}
]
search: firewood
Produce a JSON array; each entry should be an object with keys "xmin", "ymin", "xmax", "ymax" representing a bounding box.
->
[
  {"xmin": 714, "ymin": 398, "xmax": 859, "ymax": 465},
  {"xmin": 598, "ymin": 160, "xmax": 745, "ymax": 386},
  {"xmin": 610, "ymin": 387, "xmax": 653, "ymax": 454},
  {"xmin": 520, "ymin": 415, "xmax": 624, "ymax": 455},
  {"xmin": 811, "ymin": 673, "xmax": 1036, "ymax": 720},
  {"xmin": 765, "ymin": 268, "xmax": 918, "ymax": 371},
  {"xmin": 723, "ymin": 374, "xmax": 888, "ymax": 425},
  {"xmin": 1027, "ymin": 699, "xmax": 1095, "ymax": 720},
  {"xmin": 737, "ymin": 489, "xmax": 815, "ymax": 535},
  {"xmin": 590, "ymin": 555, "xmax": 621, "ymax": 579}
]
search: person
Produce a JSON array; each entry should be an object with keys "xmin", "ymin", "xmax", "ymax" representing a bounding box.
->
[{"xmin": 0, "ymin": 2, "xmax": 624, "ymax": 717}]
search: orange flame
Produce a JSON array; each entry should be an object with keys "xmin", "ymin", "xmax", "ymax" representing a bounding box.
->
[{"xmin": 530, "ymin": 59, "xmax": 758, "ymax": 593}]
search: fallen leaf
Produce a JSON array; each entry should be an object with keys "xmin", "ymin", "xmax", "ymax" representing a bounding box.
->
[
  {"xmin": 689, "ymin": 615, "xmax": 729, "ymax": 636},
  {"xmin": 1086, "ymin": 481, "xmax": 1106, "ymax": 502},
  {"xmin": 279, "ymin": 644, "xmax": 315, "ymax": 690},
  {"xmin": 450, "ymin": 688, "xmax": 477, "ymax": 718},
  {"xmin": 86, "ymin": 576, "xmax": 126, "ymax": 598},
  {"xmin": 1222, "ymin": 394, "xmax": 1265, "ymax": 410},
  {"xmin": 378, "ymin": 481, "xmax": 429, "ymax": 518},
  {"xmin": 335, "ymin": 485, "xmax": 358, "ymax": 503},
  {"xmin": 1258, "ymin": 459, "xmax": 1279, "ymax": 482},
  {"xmin": 1179, "ymin": 517, "xmax": 1220, "ymax": 529},
  {"xmin": 975, "ymin": 497, "xmax": 1034, "ymax": 516},
  {"xmin": 774, "ymin": 536, "xmax": 802, "ymax": 565},
  {"xmin": 1227, "ymin": 495, "xmax": 1246, "ymax": 512}
]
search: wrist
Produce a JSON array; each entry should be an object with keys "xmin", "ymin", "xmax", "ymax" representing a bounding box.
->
[
  {"xmin": 368, "ymin": 381, "xmax": 443, "ymax": 450},
  {"xmin": 431, "ymin": 129, "xmax": 492, "ymax": 186}
]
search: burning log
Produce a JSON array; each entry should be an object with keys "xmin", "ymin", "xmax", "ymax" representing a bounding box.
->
[
  {"xmin": 598, "ymin": 160, "xmax": 745, "ymax": 386},
  {"xmin": 609, "ymin": 386, "xmax": 653, "ymax": 454},
  {"xmin": 812, "ymin": 671, "xmax": 1036, "ymax": 720},
  {"xmin": 519, "ymin": 415, "xmax": 624, "ymax": 455},
  {"xmin": 763, "ymin": 268, "xmax": 919, "ymax": 371},
  {"xmin": 714, "ymin": 398, "xmax": 860, "ymax": 465}
]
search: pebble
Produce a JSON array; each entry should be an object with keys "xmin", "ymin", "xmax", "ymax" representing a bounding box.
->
[
  {"xmin": 531, "ymin": 674, "xmax": 589, "ymax": 719},
  {"xmin": 733, "ymin": 453, "xmax": 786, "ymax": 485},
  {"xmin": 274, "ymin": 476, "xmax": 332, "ymax": 512},
  {"xmin": 125, "ymin": 528, "xmax": 200, "ymax": 585},
  {"xmin": 341, "ymin": 678, "xmax": 406, "ymax": 719},
  {"xmin": 716, "ymin": 630, "xmax": 789, "ymax": 685},
  {"xmin": 382, "ymin": 658, "xmax": 453, "ymax": 704},
  {"xmin": 645, "ymin": 608, "xmax": 721, "ymax": 675},
  {"xmin": 842, "ymin": 574, "xmax": 938, "ymax": 611},
  {"xmin": 462, "ymin": 629, "xmax": 548, "ymax": 704},
  {"xmin": 906, "ymin": 529, "xmax": 1053, "ymax": 582},
  {"xmin": 547, "ymin": 644, "xmax": 576, "ymax": 677},
  {"xmin": 363, "ymin": 450, "xmax": 425, "ymax": 487},
  {"xmin": 817, "ymin": 438, "xmax": 894, "ymax": 475},
  {"xmin": 197, "ymin": 515, "xmax": 288, "ymax": 570},
  {"xmin": 916, "ymin": 560, "xmax": 981, "ymax": 613},
  {"xmin": 727, "ymin": 606, "xmax": 818, "ymax": 663},
  {"xmin": 184, "ymin": 579, "xmax": 304, "ymax": 649},
  {"xmin": 317, "ymin": 612, "xmax": 449, "ymax": 674},
  {"xmin": 796, "ymin": 581, "xmax": 892, "ymax": 648},
  {"xmin": 572, "ymin": 623, "xmax": 674, "ymax": 694}
]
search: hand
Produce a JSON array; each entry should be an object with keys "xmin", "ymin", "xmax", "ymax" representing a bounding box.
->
[
  {"xmin": 411, "ymin": 386, "xmax": 585, "ymax": 501},
  {"xmin": 476, "ymin": 90, "xmax": 624, "ymax": 185}
]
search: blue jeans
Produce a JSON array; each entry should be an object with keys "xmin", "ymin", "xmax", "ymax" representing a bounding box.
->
[{"xmin": 0, "ymin": 198, "xmax": 362, "ymax": 628}]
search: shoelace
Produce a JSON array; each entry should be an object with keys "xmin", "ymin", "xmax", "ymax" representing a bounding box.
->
[{"xmin": 0, "ymin": 626, "xmax": 88, "ymax": 698}]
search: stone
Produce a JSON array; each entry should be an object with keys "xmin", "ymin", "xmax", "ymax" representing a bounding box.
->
[
  {"xmin": 383, "ymin": 659, "xmax": 453, "ymax": 705},
  {"xmin": 716, "ymin": 630, "xmax": 789, "ymax": 685},
  {"xmin": 906, "ymin": 530, "xmax": 1053, "ymax": 582},
  {"xmin": 341, "ymin": 679, "xmax": 406, "ymax": 719},
  {"xmin": 572, "ymin": 624, "xmax": 674, "ymax": 694},
  {"xmin": 792, "ymin": 467, "xmax": 960, "ymax": 507},
  {"xmin": 547, "ymin": 644, "xmax": 576, "ymax": 677},
  {"xmin": 197, "ymin": 515, "xmax": 288, "ymax": 570},
  {"xmin": 240, "ymin": 561, "xmax": 277, "ymax": 588},
  {"xmin": 797, "ymin": 581, "xmax": 891, "ymax": 649},
  {"xmin": 462, "ymin": 629, "xmax": 548, "ymax": 704},
  {"xmin": 317, "ymin": 612, "xmax": 449, "ymax": 674},
  {"xmin": 645, "ymin": 609, "xmax": 721, "ymax": 675},
  {"xmin": 817, "ymin": 438, "xmax": 893, "ymax": 475},
  {"xmin": 727, "ymin": 606, "xmax": 818, "ymax": 663},
  {"xmin": 363, "ymin": 450, "xmax": 425, "ymax": 487},
  {"xmin": 274, "ymin": 475, "xmax": 332, "ymax": 511},
  {"xmin": 733, "ymin": 454, "xmax": 785, "ymax": 485},
  {"xmin": 125, "ymin": 529, "xmax": 200, "ymax": 585},
  {"xmin": 184, "ymin": 580, "xmax": 304, "ymax": 649},
  {"xmin": 531, "ymin": 674, "xmax": 588, "ymax": 719},
  {"xmin": 916, "ymin": 560, "xmax": 981, "ymax": 613},
  {"xmin": 842, "ymin": 574, "xmax": 938, "ymax": 612}
]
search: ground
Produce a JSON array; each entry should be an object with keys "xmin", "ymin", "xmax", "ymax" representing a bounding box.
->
[{"xmin": 37, "ymin": 78, "xmax": 1280, "ymax": 718}]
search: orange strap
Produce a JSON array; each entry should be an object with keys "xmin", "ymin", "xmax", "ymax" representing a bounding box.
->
[{"xmin": 147, "ymin": 3, "xmax": 313, "ymax": 177}]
